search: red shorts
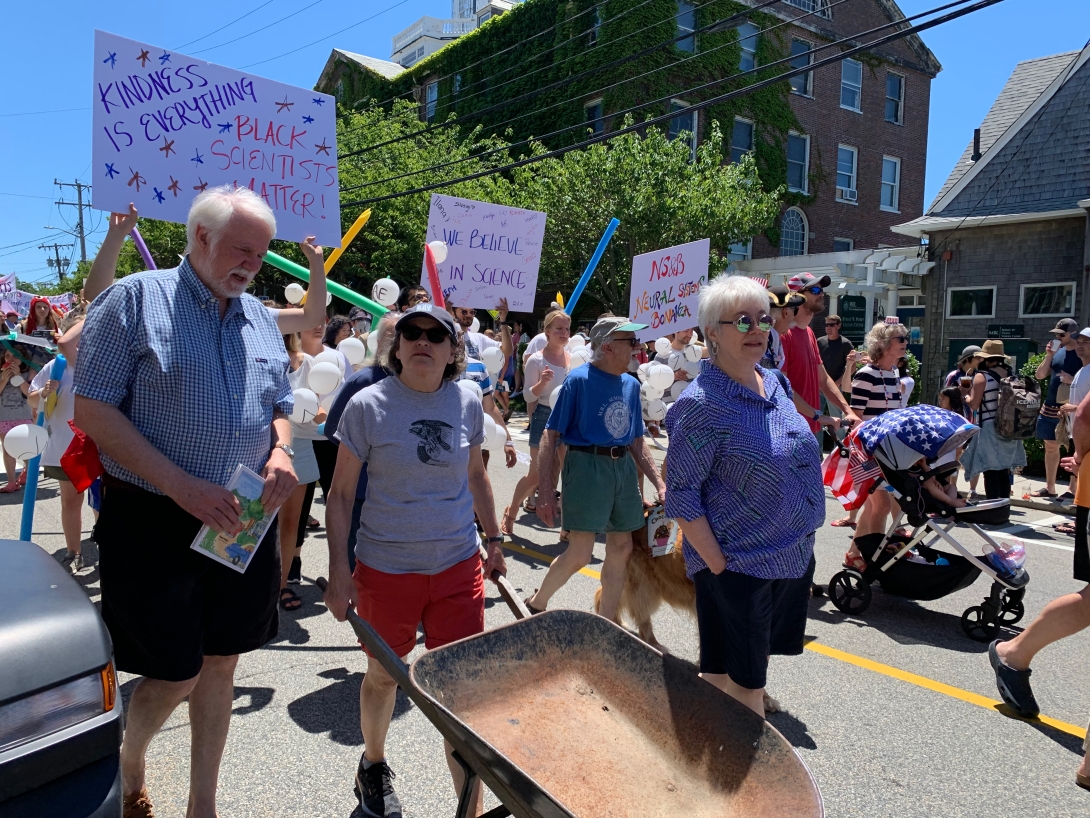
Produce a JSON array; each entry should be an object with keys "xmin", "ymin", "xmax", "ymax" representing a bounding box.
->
[{"xmin": 352, "ymin": 554, "xmax": 485, "ymax": 657}]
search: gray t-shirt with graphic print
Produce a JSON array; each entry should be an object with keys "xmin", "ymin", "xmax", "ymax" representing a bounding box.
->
[{"xmin": 335, "ymin": 375, "xmax": 484, "ymax": 575}]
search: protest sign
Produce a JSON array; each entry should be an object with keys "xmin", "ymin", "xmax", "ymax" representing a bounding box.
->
[
  {"xmin": 629, "ymin": 238, "xmax": 710, "ymax": 342},
  {"xmin": 91, "ymin": 30, "xmax": 340, "ymax": 246},
  {"xmin": 419, "ymin": 194, "xmax": 546, "ymax": 312}
]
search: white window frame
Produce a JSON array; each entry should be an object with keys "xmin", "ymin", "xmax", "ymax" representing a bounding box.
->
[
  {"xmin": 779, "ymin": 207, "xmax": 809, "ymax": 257},
  {"xmin": 786, "ymin": 131, "xmax": 809, "ymax": 193},
  {"xmin": 668, "ymin": 100, "xmax": 698, "ymax": 160},
  {"xmin": 789, "ymin": 39, "xmax": 813, "ymax": 97},
  {"xmin": 731, "ymin": 116, "xmax": 754, "ymax": 163},
  {"xmin": 1019, "ymin": 282, "xmax": 1077, "ymax": 318},
  {"xmin": 880, "ymin": 156, "xmax": 901, "ymax": 213},
  {"xmin": 727, "ymin": 238, "xmax": 753, "ymax": 262},
  {"xmin": 832, "ymin": 237, "xmax": 854, "ymax": 252},
  {"xmin": 841, "ymin": 58, "xmax": 863, "ymax": 113},
  {"xmin": 783, "ymin": 0, "xmax": 831, "ymax": 18},
  {"xmin": 836, "ymin": 144, "xmax": 858, "ymax": 204},
  {"xmin": 885, "ymin": 72, "xmax": 905, "ymax": 125},
  {"xmin": 424, "ymin": 81, "xmax": 438, "ymax": 122},
  {"xmin": 946, "ymin": 285, "xmax": 997, "ymax": 319},
  {"xmin": 584, "ymin": 98, "xmax": 604, "ymax": 136}
]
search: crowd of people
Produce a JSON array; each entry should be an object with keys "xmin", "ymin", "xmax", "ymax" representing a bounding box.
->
[{"xmin": 14, "ymin": 184, "xmax": 1082, "ymax": 817}]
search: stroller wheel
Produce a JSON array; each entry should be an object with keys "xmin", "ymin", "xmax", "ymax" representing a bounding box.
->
[
  {"xmin": 829, "ymin": 571, "xmax": 872, "ymax": 615},
  {"xmin": 961, "ymin": 605, "xmax": 1000, "ymax": 642},
  {"xmin": 998, "ymin": 601, "xmax": 1025, "ymax": 625}
]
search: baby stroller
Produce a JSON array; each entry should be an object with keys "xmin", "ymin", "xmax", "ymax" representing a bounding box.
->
[{"xmin": 826, "ymin": 405, "xmax": 1030, "ymax": 642}]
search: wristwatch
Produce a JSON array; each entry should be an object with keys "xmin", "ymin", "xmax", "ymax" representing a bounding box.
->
[
  {"xmin": 812, "ymin": 409, "xmax": 824, "ymax": 422},
  {"xmin": 273, "ymin": 443, "xmax": 295, "ymax": 460}
]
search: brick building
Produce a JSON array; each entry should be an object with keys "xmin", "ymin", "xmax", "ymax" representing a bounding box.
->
[
  {"xmin": 316, "ymin": 0, "xmax": 939, "ymax": 264},
  {"xmin": 893, "ymin": 45, "xmax": 1090, "ymax": 393}
]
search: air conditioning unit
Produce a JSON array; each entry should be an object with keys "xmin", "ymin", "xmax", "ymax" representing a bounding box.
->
[{"xmin": 837, "ymin": 187, "xmax": 858, "ymax": 202}]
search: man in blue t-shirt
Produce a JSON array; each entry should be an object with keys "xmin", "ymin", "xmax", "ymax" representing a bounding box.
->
[
  {"xmin": 528, "ymin": 316, "xmax": 667, "ymax": 621},
  {"xmin": 1031, "ymin": 318, "xmax": 1083, "ymax": 499}
]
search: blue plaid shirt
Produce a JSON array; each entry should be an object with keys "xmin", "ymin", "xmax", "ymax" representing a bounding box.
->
[
  {"xmin": 74, "ymin": 257, "xmax": 292, "ymax": 493},
  {"xmin": 663, "ymin": 360, "xmax": 824, "ymax": 579}
]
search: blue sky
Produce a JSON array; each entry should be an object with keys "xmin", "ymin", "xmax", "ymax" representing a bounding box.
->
[{"xmin": 1, "ymin": 0, "xmax": 1086, "ymax": 284}]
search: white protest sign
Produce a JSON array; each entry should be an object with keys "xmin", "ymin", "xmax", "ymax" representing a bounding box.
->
[
  {"xmin": 91, "ymin": 30, "xmax": 340, "ymax": 246},
  {"xmin": 419, "ymin": 194, "xmax": 546, "ymax": 312},
  {"xmin": 629, "ymin": 238, "xmax": 710, "ymax": 342}
]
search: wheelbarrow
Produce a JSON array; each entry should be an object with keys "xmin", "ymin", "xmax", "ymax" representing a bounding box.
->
[{"xmin": 317, "ymin": 565, "xmax": 823, "ymax": 818}]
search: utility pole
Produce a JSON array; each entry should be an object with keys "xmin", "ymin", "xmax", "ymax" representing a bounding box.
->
[
  {"xmin": 54, "ymin": 179, "xmax": 92, "ymax": 264},
  {"xmin": 39, "ymin": 242, "xmax": 74, "ymax": 282}
]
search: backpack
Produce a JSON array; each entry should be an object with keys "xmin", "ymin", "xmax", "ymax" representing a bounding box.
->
[{"xmin": 993, "ymin": 368, "xmax": 1041, "ymax": 440}]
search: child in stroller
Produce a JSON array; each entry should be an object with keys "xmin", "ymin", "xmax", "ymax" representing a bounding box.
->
[{"xmin": 824, "ymin": 405, "xmax": 1030, "ymax": 641}]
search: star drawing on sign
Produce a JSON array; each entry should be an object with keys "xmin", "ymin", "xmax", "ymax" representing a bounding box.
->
[
  {"xmin": 103, "ymin": 51, "xmax": 117, "ymax": 68},
  {"xmin": 312, "ymin": 98, "xmax": 324, "ymax": 106},
  {"xmin": 276, "ymin": 97, "xmax": 294, "ymax": 113},
  {"xmin": 159, "ymin": 51, "xmax": 171, "ymax": 64},
  {"xmin": 137, "ymin": 49, "xmax": 151, "ymax": 67},
  {"xmin": 127, "ymin": 168, "xmax": 145, "ymax": 191},
  {"xmin": 159, "ymin": 137, "xmax": 176, "ymax": 158},
  {"xmin": 314, "ymin": 140, "xmax": 331, "ymax": 156},
  {"xmin": 218, "ymin": 122, "xmax": 233, "ymax": 133},
  {"xmin": 167, "ymin": 176, "xmax": 181, "ymax": 197},
  {"xmin": 192, "ymin": 150, "xmax": 203, "ymax": 164},
  {"xmin": 105, "ymin": 163, "xmax": 118, "ymax": 179},
  {"xmin": 193, "ymin": 178, "xmax": 209, "ymax": 193},
  {"xmin": 302, "ymin": 115, "xmax": 314, "ymax": 124},
  {"xmin": 153, "ymin": 187, "xmax": 165, "ymax": 203}
]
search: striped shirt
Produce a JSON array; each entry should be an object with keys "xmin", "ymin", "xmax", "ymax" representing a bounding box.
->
[
  {"xmin": 850, "ymin": 365, "xmax": 901, "ymax": 419},
  {"xmin": 979, "ymin": 369, "xmax": 1001, "ymax": 424}
]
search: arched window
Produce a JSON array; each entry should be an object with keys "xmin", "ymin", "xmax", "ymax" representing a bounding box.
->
[{"xmin": 779, "ymin": 207, "xmax": 808, "ymax": 256}]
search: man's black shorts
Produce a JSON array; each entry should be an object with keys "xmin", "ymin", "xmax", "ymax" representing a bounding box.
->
[
  {"xmin": 692, "ymin": 553, "xmax": 816, "ymax": 690},
  {"xmin": 1075, "ymin": 505, "xmax": 1090, "ymax": 583},
  {"xmin": 95, "ymin": 477, "xmax": 280, "ymax": 682}
]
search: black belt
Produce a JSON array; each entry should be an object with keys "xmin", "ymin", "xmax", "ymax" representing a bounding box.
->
[{"xmin": 569, "ymin": 444, "xmax": 628, "ymax": 459}]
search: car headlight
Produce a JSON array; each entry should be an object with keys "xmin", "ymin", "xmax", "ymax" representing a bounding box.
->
[{"xmin": 0, "ymin": 662, "xmax": 117, "ymax": 753}]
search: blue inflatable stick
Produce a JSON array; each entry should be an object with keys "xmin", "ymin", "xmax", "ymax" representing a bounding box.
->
[
  {"xmin": 20, "ymin": 354, "xmax": 66, "ymax": 542},
  {"xmin": 565, "ymin": 218, "xmax": 620, "ymax": 316}
]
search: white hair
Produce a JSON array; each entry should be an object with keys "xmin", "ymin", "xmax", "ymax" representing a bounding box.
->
[
  {"xmin": 186, "ymin": 185, "xmax": 277, "ymax": 253},
  {"xmin": 698, "ymin": 275, "xmax": 769, "ymax": 337}
]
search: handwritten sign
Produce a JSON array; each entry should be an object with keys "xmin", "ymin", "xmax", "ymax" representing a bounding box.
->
[
  {"xmin": 629, "ymin": 238, "xmax": 710, "ymax": 342},
  {"xmin": 419, "ymin": 194, "xmax": 546, "ymax": 312},
  {"xmin": 91, "ymin": 30, "xmax": 340, "ymax": 246}
]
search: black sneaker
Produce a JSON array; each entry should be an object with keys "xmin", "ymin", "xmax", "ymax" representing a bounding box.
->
[
  {"xmin": 287, "ymin": 556, "xmax": 301, "ymax": 585},
  {"xmin": 988, "ymin": 640, "xmax": 1039, "ymax": 718},
  {"xmin": 354, "ymin": 756, "xmax": 402, "ymax": 818}
]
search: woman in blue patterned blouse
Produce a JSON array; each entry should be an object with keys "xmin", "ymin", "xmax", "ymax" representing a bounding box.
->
[{"xmin": 664, "ymin": 275, "xmax": 824, "ymax": 717}]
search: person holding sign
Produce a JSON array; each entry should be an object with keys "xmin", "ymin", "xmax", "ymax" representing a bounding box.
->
[
  {"xmin": 528, "ymin": 316, "xmax": 665, "ymax": 622},
  {"xmin": 73, "ymin": 186, "xmax": 297, "ymax": 818}
]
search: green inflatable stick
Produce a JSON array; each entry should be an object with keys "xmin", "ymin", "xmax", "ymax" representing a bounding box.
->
[{"xmin": 264, "ymin": 251, "xmax": 388, "ymax": 319}]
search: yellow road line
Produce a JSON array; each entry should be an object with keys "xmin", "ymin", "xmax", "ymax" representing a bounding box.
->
[
  {"xmin": 805, "ymin": 641, "xmax": 1087, "ymax": 739},
  {"xmin": 503, "ymin": 541, "xmax": 601, "ymax": 579}
]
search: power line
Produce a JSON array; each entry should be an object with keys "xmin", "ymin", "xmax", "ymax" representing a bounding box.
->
[
  {"xmin": 338, "ymin": 0, "xmax": 787, "ymax": 161},
  {"xmin": 191, "ymin": 0, "xmax": 327, "ymax": 54},
  {"xmin": 175, "ymin": 0, "xmax": 279, "ymax": 49},
  {"xmin": 0, "ymin": 107, "xmax": 92, "ymax": 118},
  {"xmin": 0, "ymin": 234, "xmax": 67, "ymax": 254},
  {"xmin": 241, "ymin": 0, "xmax": 411, "ymax": 68},
  {"xmin": 339, "ymin": 0, "xmax": 1006, "ymax": 210},
  {"xmin": 0, "ymin": 192, "xmax": 53, "ymax": 200}
]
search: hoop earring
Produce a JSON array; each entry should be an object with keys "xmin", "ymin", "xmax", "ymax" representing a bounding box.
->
[{"xmin": 709, "ymin": 341, "xmax": 719, "ymax": 355}]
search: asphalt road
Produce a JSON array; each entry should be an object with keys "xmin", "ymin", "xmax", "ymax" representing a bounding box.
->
[{"xmin": 9, "ymin": 414, "xmax": 1090, "ymax": 818}]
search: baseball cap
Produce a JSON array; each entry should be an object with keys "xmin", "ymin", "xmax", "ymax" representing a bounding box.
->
[
  {"xmin": 768, "ymin": 285, "xmax": 804, "ymax": 309},
  {"xmin": 588, "ymin": 316, "xmax": 647, "ymax": 345},
  {"xmin": 957, "ymin": 344, "xmax": 982, "ymax": 364},
  {"xmin": 787, "ymin": 272, "xmax": 831, "ymax": 291},
  {"xmin": 1077, "ymin": 328, "xmax": 1090, "ymax": 341},
  {"xmin": 1049, "ymin": 318, "xmax": 1079, "ymax": 335},
  {"xmin": 394, "ymin": 303, "xmax": 459, "ymax": 341}
]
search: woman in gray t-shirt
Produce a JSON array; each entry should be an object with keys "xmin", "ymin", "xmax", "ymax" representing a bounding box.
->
[{"xmin": 323, "ymin": 304, "xmax": 506, "ymax": 818}]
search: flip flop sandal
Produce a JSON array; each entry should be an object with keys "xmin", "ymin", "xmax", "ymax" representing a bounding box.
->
[
  {"xmin": 830, "ymin": 517, "xmax": 857, "ymax": 528},
  {"xmin": 279, "ymin": 588, "xmax": 302, "ymax": 611},
  {"xmin": 15, "ymin": 471, "xmax": 26, "ymax": 487},
  {"xmin": 842, "ymin": 551, "xmax": 867, "ymax": 572},
  {"xmin": 1022, "ymin": 488, "xmax": 1056, "ymax": 499},
  {"xmin": 306, "ymin": 516, "xmax": 321, "ymax": 529},
  {"xmin": 0, "ymin": 482, "xmax": 19, "ymax": 494},
  {"xmin": 1077, "ymin": 772, "xmax": 1090, "ymax": 791},
  {"xmin": 523, "ymin": 500, "xmax": 536, "ymax": 513},
  {"xmin": 1055, "ymin": 522, "xmax": 1077, "ymax": 536},
  {"xmin": 500, "ymin": 506, "xmax": 515, "ymax": 536}
]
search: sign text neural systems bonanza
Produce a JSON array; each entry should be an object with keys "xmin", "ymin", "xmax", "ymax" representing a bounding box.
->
[
  {"xmin": 629, "ymin": 238, "xmax": 710, "ymax": 341},
  {"xmin": 91, "ymin": 30, "xmax": 341, "ymax": 245}
]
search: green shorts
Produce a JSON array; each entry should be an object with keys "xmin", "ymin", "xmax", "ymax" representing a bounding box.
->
[
  {"xmin": 43, "ymin": 465, "xmax": 70, "ymax": 482},
  {"xmin": 560, "ymin": 449, "xmax": 644, "ymax": 534}
]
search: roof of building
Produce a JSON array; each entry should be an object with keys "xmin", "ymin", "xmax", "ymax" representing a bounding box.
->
[{"xmin": 315, "ymin": 49, "xmax": 405, "ymax": 91}]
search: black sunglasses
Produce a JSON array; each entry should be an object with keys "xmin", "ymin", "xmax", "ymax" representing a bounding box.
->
[
  {"xmin": 892, "ymin": 335, "xmax": 909, "ymax": 343},
  {"xmin": 611, "ymin": 336, "xmax": 640, "ymax": 347},
  {"xmin": 401, "ymin": 324, "xmax": 451, "ymax": 344},
  {"xmin": 721, "ymin": 314, "xmax": 774, "ymax": 333}
]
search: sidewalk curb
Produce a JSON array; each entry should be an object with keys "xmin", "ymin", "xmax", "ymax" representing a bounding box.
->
[{"xmin": 1010, "ymin": 498, "xmax": 1076, "ymax": 516}]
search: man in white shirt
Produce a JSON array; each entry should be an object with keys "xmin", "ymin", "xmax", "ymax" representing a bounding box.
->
[{"xmin": 449, "ymin": 299, "xmax": 513, "ymax": 362}]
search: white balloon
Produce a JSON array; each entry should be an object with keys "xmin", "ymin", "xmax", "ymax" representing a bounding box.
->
[
  {"xmin": 338, "ymin": 337, "xmax": 367, "ymax": 365},
  {"xmin": 648, "ymin": 364, "xmax": 674, "ymax": 392},
  {"xmin": 3, "ymin": 424, "xmax": 48, "ymax": 462},
  {"xmin": 366, "ymin": 331, "xmax": 379, "ymax": 354},
  {"xmin": 567, "ymin": 335, "xmax": 586, "ymax": 351},
  {"xmin": 482, "ymin": 413, "xmax": 498, "ymax": 447},
  {"xmin": 325, "ymin": 292, "xmax": 332, "ymax": 306},
  {"xmin": 371, "ymin": 278, "xmax": 399, "ymax": 308},
  {"xmin": 457, "ymin": 378, "xmax": 484, "ymax": 402},
  {"xmin": 645, "ymin": 399, "xmax": 667, "ymax": 422},
  {"xmin": 487, "ymin": 422, "xmax": 507, "ymax": 453},
  {"xmin": 666, "ymin": 353, "xmax": 684, "ymax": 371},
  {"xmin": 570, "ymin": 347, "xmax": 592, "ymax": 366},
  {"xmin": 284, "ymin": 283, "xmax": 305, "ymax": 305},
  {"xmin": 470, "ymin": 317, "xmax": 480, "ymax": 334},
  {"xmin": 637, "ymin": 362, "xmax": 652, "ymax": 382},
  {"xmin": 289, "ymin": 388, "xmax": 320, "ymax": 424},
  {"xmin": 307, "ymin": 362, "xmax": 342, "ymax": 395},
  {"xmin": 314, "ymin": 349, "xmax": 345, "ymax": 374},
  {"xmin": 481, "ymin": 347, "xmax": 505, "ymax": 375},
  {"xmin": 9, "ymin": 375, "xmax": 23, "ymax": 387},
  {"xmin": 683, "ymin": 344, "xmax": 701, "ymax": 362},
  {"xmin": 427, "ymin": 240, "xmax": 449, "ymax": 264},
  {"xmin": 320, "ymin": 388, "xmax": 341, "ymax": 411},
  {"xmin": 669, "ymin": 381, "xmax": 687, "ymax": 401},
  {"xmin": 684, "ymin": 360, "xmax": 701, "ymax": 377},
  {"xmin": 543, "ymin": 387, "xmax": 559, "ymax": 409},
  {"xmin": 654, "ymin": 337, "xmax": 672, "ymax": 356},
  {"xmin": 640, "ymin": 381, "xmax": 664, "ymax": 402}
]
